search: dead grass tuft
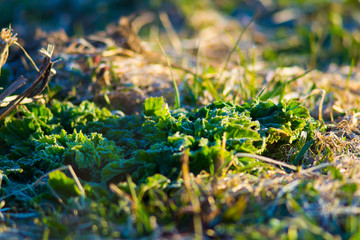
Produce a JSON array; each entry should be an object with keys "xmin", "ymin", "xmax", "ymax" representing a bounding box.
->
[{"xmin": 0, "ymin": 26, "xmax": 18, "ymax": 72}]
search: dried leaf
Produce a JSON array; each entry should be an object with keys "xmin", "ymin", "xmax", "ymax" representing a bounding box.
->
[{"xmin": 0, "ymin": 26, "xmax": 18, "ymax": 73}]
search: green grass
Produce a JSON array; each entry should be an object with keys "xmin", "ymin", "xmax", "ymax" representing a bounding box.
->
[{"xmin": 1, "ymin": 1, "xmax": 360, "ymax": 239}]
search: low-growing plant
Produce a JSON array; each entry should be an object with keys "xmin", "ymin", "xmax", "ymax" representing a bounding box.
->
[{"xmin": 0, "ymin": 96, "xmax": 319, "ymax": 185}]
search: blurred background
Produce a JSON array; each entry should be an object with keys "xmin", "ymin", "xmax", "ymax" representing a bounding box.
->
[{"xmin": 1, "ymin": 0, "xmax": 360, "ymax": 69}]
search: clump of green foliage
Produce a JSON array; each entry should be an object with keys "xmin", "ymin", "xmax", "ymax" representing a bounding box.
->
[
  {"xmin": 100, "ymin": 97, "xmax": 319, "ymax": 182},
  {"xmin": 0, "ymin": 97, "xmax": 318, "ymax": 184},
  {"xmin": 0, "ymin": 101, "xmax": 114, "ymax": 181}
]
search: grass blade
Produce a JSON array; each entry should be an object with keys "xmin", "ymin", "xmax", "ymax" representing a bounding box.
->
[{"xmin": 157, "ymin": 40, "xmax": 181, "ymax": 108}]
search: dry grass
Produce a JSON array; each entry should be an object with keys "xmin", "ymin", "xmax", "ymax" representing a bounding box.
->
[{"xmin": 1, "ymin": 6, "xmax": 360, "ymax": 239}]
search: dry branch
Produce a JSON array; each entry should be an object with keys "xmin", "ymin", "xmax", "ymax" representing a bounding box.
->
[{"xmin": 0, "ymin": 26, "xmax": 55, "ymax": 121}]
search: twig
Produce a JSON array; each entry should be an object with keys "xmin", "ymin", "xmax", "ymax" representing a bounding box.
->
[
  {"xmin": 0, "ymin": 76, "xmax": 27, "ymax": 102},
  {"xmin": 235, "ymin": 153, "xmax": 298, "ymax": 171},
  {"xmin": 300, "ymin": 162, "xmax": 335, "ymax": 174},
  {"xmin": 13, "ymin": 41, "xmax": 39, "ymax": 72}
]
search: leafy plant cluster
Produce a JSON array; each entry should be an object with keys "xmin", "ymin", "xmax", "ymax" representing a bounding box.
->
[
  {"xmin": 0, "ymin": 100, "xmax": 113, "ymax": 181},
  {"xmin": 0, "ymin": 97, "xmax": 318, "ymax": 184}
]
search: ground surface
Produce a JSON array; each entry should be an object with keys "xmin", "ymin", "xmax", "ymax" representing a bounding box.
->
[{"xmin": 1, "ymin": 1, "xmax": 360, "ymax": 239}]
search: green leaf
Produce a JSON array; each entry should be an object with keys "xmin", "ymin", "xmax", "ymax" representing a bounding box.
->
[
  {"xmin": 48, "ymin": 170, "xmax": 82, "ymax": 198},
  {"xmin": 168, "ymin": 132, "xmax": 195, "ymax": 151},
  {"xmin": 293, "ymin": 140, "xmax": 315, "ymax": 165},
  {"xmin": 0, "ymin": 156, "xmax": 22, "ymax": 176},
  {"xmin": 143, "ymin": 97, "xmax": 167, "ymax": 117},
  {"xmin": 51, "ymin": 100, "xmax": 112, "ymax": 132}
]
